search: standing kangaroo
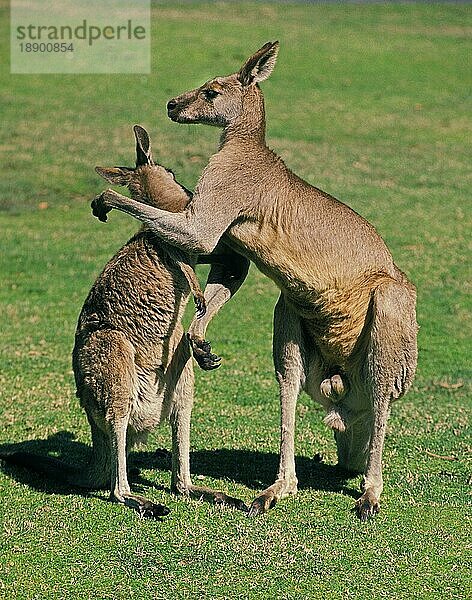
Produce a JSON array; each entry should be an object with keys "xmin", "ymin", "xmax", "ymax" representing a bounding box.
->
[
  {"xmin": 1, "ymin": 126, "xmax": 248, "ymax": 518},
  {"xmin": 92, "ymin": 43, "xmax": 418, "ymax": 520}
]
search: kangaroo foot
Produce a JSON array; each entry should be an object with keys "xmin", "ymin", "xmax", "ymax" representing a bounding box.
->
[
  {"xmin": 174, "ymin": 484, "xmax": 248, "ymax": 512},
  {"xmin": 247, "ymin": 493, "xmax": 277, "ymax": 517},
  {"xmin": 211, "ymin": 492, "xmax": 249, "ymax": 513},
  {"xmin": 187, "ymin": 486, "xmax": 248, "ymax": 512},
  {"xmin": 137, "ymin": 500, "xmax": 171, "ymax": 520},
  {"xmin": 355, "ymin": 489, "xmax": 380, "ymax": 522},
  {"xmin": 116, "ymin": 493, "xmax": 170, "ymax": 520},
  {"xmin": 187, "ymin": 334, "xmax": 221, "ymax": 370},
  {"xmin": 247, "ymin": 478, "xmax": 297, "ymax": 517}
]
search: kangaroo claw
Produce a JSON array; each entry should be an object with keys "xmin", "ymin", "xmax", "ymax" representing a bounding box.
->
[
  {"xmin": 188, "ymin": 334, "xmax": 222, "ymax": 370},
  {"xmin": 247, "ymin": 494, "xmax": 276, "ymax": 517},
  {"xmin": 355, "ymin": 491, "xmax": 380, "ymax": 521},
  {"xmin": 195, "ymin": 296, "xmax": 207, "ymax": 319}
]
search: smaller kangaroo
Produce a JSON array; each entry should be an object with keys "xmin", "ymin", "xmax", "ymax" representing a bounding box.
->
[{"xmin": 0, "ymin": 126, "xmax": 248, "ymax": 518}]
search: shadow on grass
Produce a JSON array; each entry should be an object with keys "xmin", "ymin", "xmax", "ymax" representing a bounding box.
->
[{"xmin": 0, "ymin": 430, "xmax": 360, "ymax": 501}]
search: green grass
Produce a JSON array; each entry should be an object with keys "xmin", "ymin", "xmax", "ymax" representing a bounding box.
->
[{"xmin": 1, "ymin": 2, "xmax": 471, "ymax": 598}]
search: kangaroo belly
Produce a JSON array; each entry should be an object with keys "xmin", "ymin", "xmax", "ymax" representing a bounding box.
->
[
  {"xmin": 294, "ymin": 269, "xmax": 398, "ymax": 366},
  {"xmin": 227, "ymin": 204, "xmax": 394, "ymax": 286},
  {"xmin": 129, "ymin": 366, "xmax": 167, "ymax": 433},
  {"xmin": 226, "ymin": 220, "xmax": 396, "ymax": 365}
]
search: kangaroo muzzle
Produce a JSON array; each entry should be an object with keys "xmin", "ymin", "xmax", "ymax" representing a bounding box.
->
[
  {"xmin": 166, "ymin": 90, "xmax": 200, "ymax": 123},
  {"xmin": 166, "ymin": 98, "xmax": 180, "ymax": 121},
  {"xmin": 166, "ymin": 96, "xmax": 191, "ymax": 122}
]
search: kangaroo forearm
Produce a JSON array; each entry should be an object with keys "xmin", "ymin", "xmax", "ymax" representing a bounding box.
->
[
  {"xmin": 97, "ymin": 189, "xmax": 216, "ymax": 254},
  {"xmin": 189, "ymin": 283, "xmax": 232, "ymax": 341},
  {"xmin": 189, "ymin": 256, "xmax": 249, "ymax": 341}
]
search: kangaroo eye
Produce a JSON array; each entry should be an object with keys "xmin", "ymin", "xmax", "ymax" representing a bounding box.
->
[{"xmin": 204, "ymin": 89, "xmax": 220, "ymax": 101}]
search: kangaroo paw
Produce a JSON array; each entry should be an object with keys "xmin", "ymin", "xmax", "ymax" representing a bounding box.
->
[
  {"xmin": 188, "ymin": 334, "xmax": 221, "ymax": 371},
  {"xmin": 324, "ymin": 409, "xmax": 347, "ymax": 432},
  {"xmin": 194, "ymin": 295, "xmax": 207, "ymax": 319},
  {"xmin": 91, "ymin": 190, "xmax": 114, "ymax": 222}
]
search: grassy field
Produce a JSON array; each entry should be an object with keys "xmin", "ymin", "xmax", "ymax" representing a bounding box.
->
[{"xmin": 1, "ymin": 1, "xmax": 470, "ymax": 598}]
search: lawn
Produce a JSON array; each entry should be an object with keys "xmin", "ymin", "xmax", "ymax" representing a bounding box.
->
[{"xmin": 0, "ymin": 2, "xmax": 470, "ymax": 598}]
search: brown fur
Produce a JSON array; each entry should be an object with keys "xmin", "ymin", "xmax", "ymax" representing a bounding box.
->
[
  {"xmin": 92, "ymin": 44, "xmax": 418, "ymax": 520},
  {"xmin": 2, "ymin": 127, "xmax": 248, "ymax": 518}
]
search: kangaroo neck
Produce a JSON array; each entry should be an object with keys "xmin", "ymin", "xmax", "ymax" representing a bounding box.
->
[{"xmin": 219, "ymin": 86, "xmax": 267, "ymax": 149}]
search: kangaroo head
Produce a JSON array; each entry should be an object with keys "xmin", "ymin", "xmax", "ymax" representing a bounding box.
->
[
  {"xmin": 95, "ymin": 125, "xmax": 191, "ymax": 213},
  {"xmin": 166, "ymin": 41, "xmax": 279, "ymax": 130}
]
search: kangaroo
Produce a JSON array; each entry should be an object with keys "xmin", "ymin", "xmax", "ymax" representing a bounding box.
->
[
  {"xmin": 1, "ymin": 126, "xmax": 248, "ymax": 518},
  {"xmin": 91, "ymin": 43, "xmax": 418, "ymax": 521}
]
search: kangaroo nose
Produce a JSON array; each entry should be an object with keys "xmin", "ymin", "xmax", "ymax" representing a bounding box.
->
[{"xmin": 167, "ymin": 99, "xmax": 177, "ymax": 111}]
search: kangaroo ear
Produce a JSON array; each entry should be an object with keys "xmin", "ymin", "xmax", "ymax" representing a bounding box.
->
[
  {"xmin": 95, "ymin": 166, "xmax": 133, "ymax": 185},
  {"xmin": 237, "ymin": 41, "xmax": 279, "ymax": 86},
  {"xmin": 133, "ymin": 124, "xmax": 154, "ymax": 167}
]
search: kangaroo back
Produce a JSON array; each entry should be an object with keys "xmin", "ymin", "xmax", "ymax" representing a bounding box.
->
[{"xmin": 95, "ymin": 125, "xmax": 204, "ymax": 312}]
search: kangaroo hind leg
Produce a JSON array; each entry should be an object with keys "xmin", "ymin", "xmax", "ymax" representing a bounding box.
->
[
  {"xmin": 356, "ymin": 279, "xmax": 418, "ymax": 521},
  {"xmin": 91, "ymin": 330, "xmax": 169, "ymax": 519},
  {"xmin": 248, "ymin": 294, "xmax": 305, "ymax": 516}
]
